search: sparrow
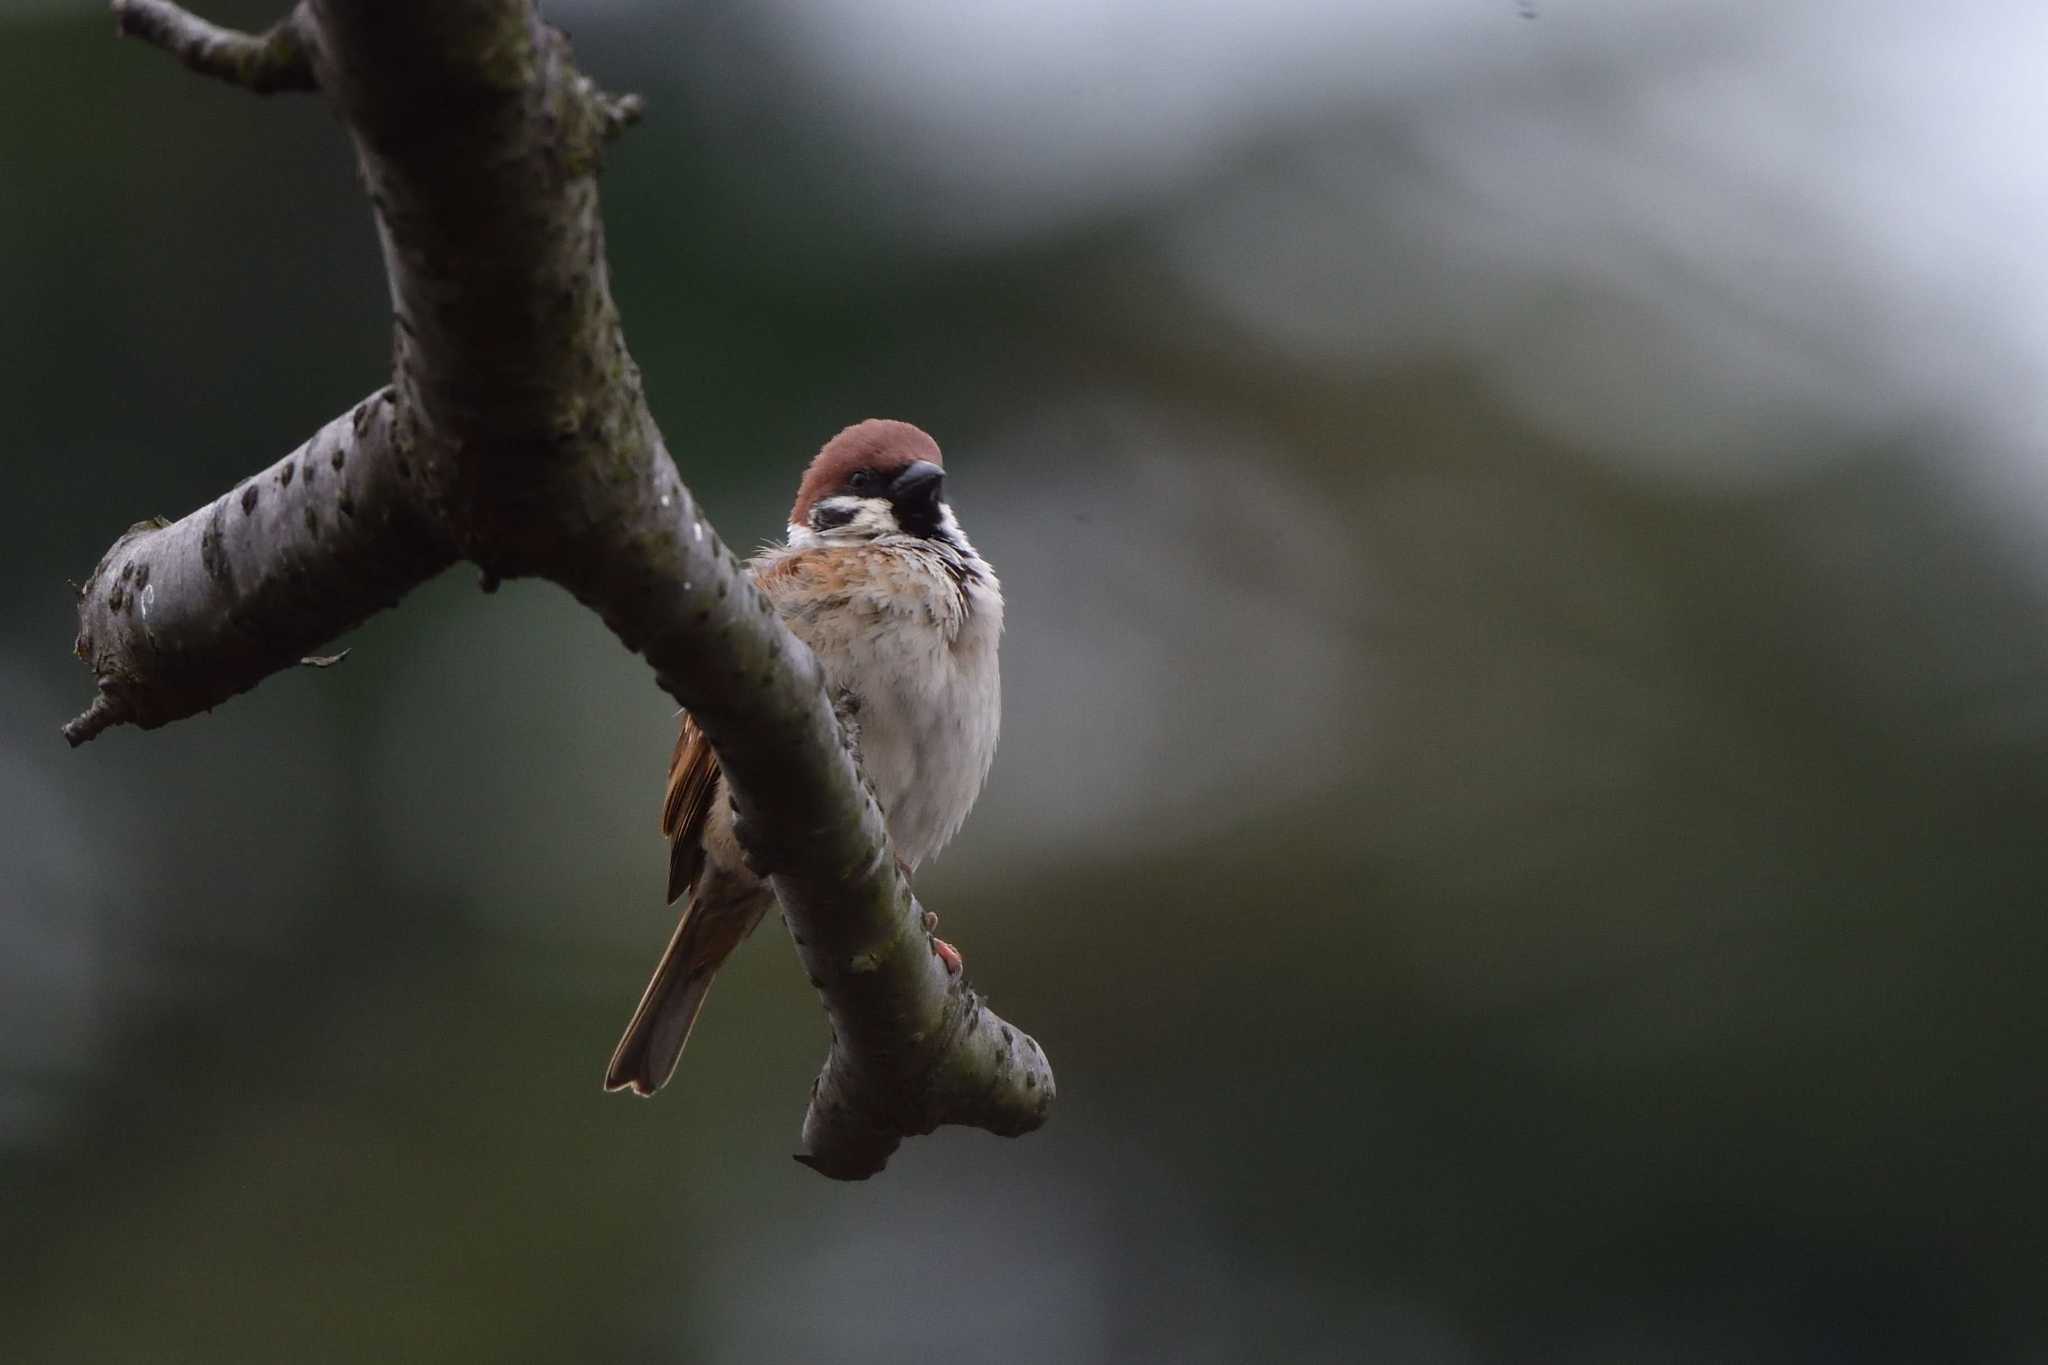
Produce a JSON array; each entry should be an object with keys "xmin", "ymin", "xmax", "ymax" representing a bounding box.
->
[{"xmin": 605, "ymin": 419, "xmax": 1004, "ymax": 1097}]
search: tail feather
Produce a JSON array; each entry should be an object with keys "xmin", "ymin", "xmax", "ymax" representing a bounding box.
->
[
  {"xmin": 606, "ymin": 878, "xmax": 771, "ymax": 1096},
  {"xmin": 605, "ymin": 947, "xmax": 719, "ymax": 1097}
]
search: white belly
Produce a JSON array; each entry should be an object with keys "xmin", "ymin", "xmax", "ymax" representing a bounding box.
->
[
  {"xmin": 772, "ymin": 543, "xmax": 1003, "ymax": 869},
  {"xmin": 853, "ymin": 604, "xmax": 1002, "ymax": 867}
]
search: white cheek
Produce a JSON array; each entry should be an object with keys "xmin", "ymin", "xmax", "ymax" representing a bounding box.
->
[
  {"xmin": 805, "ymin": 496, "xmax": 901, "ymax": 541},
  {"xmin": 851, "ymin": 503, "xmax": 902, "ymax": 537}
]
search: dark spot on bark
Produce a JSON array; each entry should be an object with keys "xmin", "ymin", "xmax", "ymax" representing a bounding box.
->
[
  {"xmin": 241, "ymin": 484, "xmax": 259, "ymax": 514},
  {"xmin": 304, "ymin": 506, "xmax": 319, "ymax": 536},
  {"xmin": 280, "ymin": 462, "xmax": 295, "ymax": 487},
  {"xmin": 108, "ymin": 587, "xmax": 123, "ymax": 612},
  {"xmin": 200, "ymin": 508, "xmax": 230, "ymax": 584},
  {"xmin": 338, "ymin": 493, "xmax": 355, "ymax": 518},
  {"xmin": 119, "ymin": 561, "xmax": 134, "ymax": 582},
  {"xmin": 332, "ymin": 444, "xmax": 347, "ymax": 469},
  {"xmin": 1001, "ymin": 1026, "xmax": 1013, "ymax": 1046}
]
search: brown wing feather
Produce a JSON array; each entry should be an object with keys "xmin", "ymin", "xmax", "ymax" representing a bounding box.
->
[
  {"xmin": 662, "ymin": 714, "xmax": 719, "ymax": 904},
  {"xmin": 657, "ymin": 553, "xmax": 828, "ymax": 906}
]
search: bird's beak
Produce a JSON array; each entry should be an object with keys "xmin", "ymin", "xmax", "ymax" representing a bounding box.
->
[
  {"xmin": 891, "ymin": 460, "xmax": 945, "ymax": 510},
  {"xmin": 889, "ymin": 459, "xmax": 946, "ymax": 537}
]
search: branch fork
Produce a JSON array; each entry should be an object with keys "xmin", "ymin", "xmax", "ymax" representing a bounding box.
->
[{"xmin": 70, "ymin": 0, "xmax": 1052, "ymax": 1179}]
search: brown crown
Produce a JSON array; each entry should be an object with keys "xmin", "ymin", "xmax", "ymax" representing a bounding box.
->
[{"xmin": 790, "ymin": 419, "xmax": 943, "ymax": 525}]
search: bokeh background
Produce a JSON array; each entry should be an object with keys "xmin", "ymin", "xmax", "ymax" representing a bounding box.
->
[{"xmin": 7, "ymin": 0, "xmax": 2048, "ymax": 1359}]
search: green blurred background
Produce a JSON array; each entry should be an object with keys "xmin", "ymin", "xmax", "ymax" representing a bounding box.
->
[{"xmin": 7, "ymin": 0, "xmax": 2048, "ymax": 1359}]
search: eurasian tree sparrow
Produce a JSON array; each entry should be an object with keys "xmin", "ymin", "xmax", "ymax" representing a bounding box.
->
[{"xmin": 605, "ymin": 419, "xmax": 1003, "ymax": 1097}]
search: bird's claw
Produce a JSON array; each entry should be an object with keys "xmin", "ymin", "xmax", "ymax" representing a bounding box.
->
[{"xmin": 921, "ymin": 911, "xmax": 962, "ymax": 972}]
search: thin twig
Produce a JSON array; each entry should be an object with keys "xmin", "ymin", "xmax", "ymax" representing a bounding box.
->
[
  {"xmin": 112, "ymin": 0, "xmax": 316, "ymax": 94},
  {"xmin": 600, "ymin": 91, "xmax": 644, "ymax": 141}
]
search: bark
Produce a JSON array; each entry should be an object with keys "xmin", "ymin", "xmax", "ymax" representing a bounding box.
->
[
  {"xmin": 68, "ymin": 0, "xmax": 1052, "ymax": 1180},
  {"xmin": 65, "ymin": 391, "xmax": 450, "ymax": 745}
]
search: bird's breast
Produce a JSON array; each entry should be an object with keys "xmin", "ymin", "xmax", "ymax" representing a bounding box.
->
[{"xmin": 764, "ymin": 543, "xmax": 1002, "ymax": 868}]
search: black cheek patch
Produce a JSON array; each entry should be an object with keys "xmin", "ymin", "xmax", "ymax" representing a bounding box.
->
[
  {"xmin": 893, "ymin": 500, "xmax": 943, "ymax": 539},
  {"xmin": 812, "ymin": 503, "xmax": 856, "ymax": 531}
]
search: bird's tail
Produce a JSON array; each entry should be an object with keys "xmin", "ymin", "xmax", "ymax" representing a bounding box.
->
[
  {"xmin": 605, "ymin": 883, "xmax": 769, "ymax": 1096},
  {"xmin": 605, "ymin": 953, "xmax": 720, "ymax": 1097}
]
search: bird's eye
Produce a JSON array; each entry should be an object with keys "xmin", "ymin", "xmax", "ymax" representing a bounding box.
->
[{"xmin": 848, "ymin": 469, "xmax": 880, "ymax": 494}]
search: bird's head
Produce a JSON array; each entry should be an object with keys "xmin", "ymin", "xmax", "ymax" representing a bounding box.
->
[{"xmin": 788, "ymin": 419, "xmax": 950, "ymax": 545}]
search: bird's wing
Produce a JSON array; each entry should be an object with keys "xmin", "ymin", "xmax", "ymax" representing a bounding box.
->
[
  {"xmin": 661, "ymin": 713, "xmax": 719, "ymax": 905},
  {"xmin": 656, "ymin": 548, "xmax": 849, "ymax": 904}
]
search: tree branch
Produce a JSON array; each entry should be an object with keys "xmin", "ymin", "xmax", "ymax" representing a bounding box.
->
[
  {"xmin": 66, "ymin": 390, "xmax": 454, "ymax": 745},
  {"xmin": 113, "ymin": 0, "xmax": 317, "ymax": 94},
  {"xmin": 70, "ymin": 0, "xmax": 1054, "ymax": 1178}
]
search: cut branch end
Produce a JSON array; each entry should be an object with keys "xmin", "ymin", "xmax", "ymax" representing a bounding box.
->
[{"xmin": 62, "ymin": 691, "xmax": 131, "ymax": 749}]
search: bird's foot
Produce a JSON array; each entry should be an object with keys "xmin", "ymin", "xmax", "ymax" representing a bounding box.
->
[{"xmin": 923, "ymin": 909, "xmax": 963, "ymax": 974}]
